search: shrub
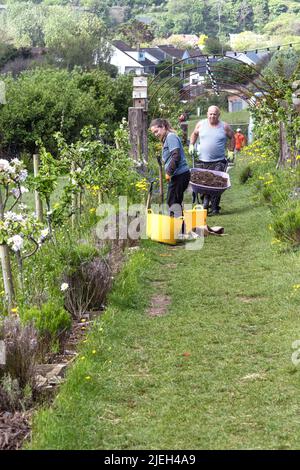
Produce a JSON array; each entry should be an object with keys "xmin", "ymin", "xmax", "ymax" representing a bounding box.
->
[
  {"xmin": 59, "ymin": 243, "xmax": 99, "ymax": 276},
  {"xmin": 0, "ymin": 317, "xmax": 38, "ymax": 391},
  {"xmin": 273, "ymin": 205, "xmax": 300, "ymax": 246},
  {"xmin": 21, "ymin": 302, "xmax": 71, "ymax": 354},
  {"xmin": 0, "ymin": 374, "xmax": 32, "ymax": 412},
  {"xmin": 239, "ymin": 165, "xmax": 253, "ymax": 184},
  {"xmin": 63, "ymin": 256, "xmax": 112, "ymax": 319}
]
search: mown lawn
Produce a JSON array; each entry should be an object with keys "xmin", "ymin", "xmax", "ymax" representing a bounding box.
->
[{"xmin": 28, "ymin": 164, "xmax": 300, "ymax": 450}]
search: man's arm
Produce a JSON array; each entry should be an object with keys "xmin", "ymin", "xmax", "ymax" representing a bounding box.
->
[
  {"xmin": 190, "ymin": 121, "xmax": 201, "ymax": 145},
  {"xmin": 224, "ymin": 123, "xmax": 235, "ymax": 151}
]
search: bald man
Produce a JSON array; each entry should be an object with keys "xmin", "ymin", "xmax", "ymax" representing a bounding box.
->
[{"xmin": 189, "ymin": 106, "xmax": 235, "ymax": 215}]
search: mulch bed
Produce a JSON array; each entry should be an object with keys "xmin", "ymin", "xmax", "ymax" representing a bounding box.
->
[
  {"xmin": 0, "ymin": 238, "xmax": 139, "ymax": 450},
  {"xmin": 0, "ymin": 411, "xmax": 31, "ymax": 450}
]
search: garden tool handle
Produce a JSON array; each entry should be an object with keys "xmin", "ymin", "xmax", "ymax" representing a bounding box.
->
[
  {"xmin": 146, "ymin": 180, "xmax": 154, "ymax": 210},
  {"xmin": 156, "ymin": 156, "xmax": 164, "ymax": 205}
]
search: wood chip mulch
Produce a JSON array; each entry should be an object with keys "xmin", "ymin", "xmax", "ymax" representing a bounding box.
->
[{"xmin": 0, "ymin": 411, "xmax": 31, "ymax": 450}]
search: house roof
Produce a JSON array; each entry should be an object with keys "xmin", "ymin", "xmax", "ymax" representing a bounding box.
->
[
  {"xmin": 112, "ymin": 40, "xmax": 133, "ymax": 52},
  {"xmin": 156, "ymin": 45, "xmax": 185, "ymax": 60},
  {"xmin": 225, "ymin": 50, "xmax": 269, "ymax": 65},
  {"xmin": 185, "ymin": 48, "xmax": 204, "ymax": 58},
  {"xmin": 140, "ymin": 48, "xmax": 165, "ymax": 61},
  {"xmin": 138, "ymin": 57, "xmax": 156, "ymax": 67}
]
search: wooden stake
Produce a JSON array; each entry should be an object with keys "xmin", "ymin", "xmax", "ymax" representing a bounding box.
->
[{"xmin": 33, "ymin": 153, "xmax": 43, "ymax": 222}]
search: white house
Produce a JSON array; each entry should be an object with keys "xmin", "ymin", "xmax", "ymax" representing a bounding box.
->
[
  {"xmin": 110, "ymin": 40, "xmax": 156, "ymax": 75},
  {"xmin": 110, "ymin": 40, "xmax": 144, "ymax": 75}
]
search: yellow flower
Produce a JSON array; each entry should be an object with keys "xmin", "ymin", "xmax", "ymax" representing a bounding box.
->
[
  {"xmin": 85, "ymin": 376, "xmax": 91, "ymax": 380},
  {"xmin": 80, "ymin": 356, "xmax": 85, "ymax": 360},
  {"xmin": 92, "ymin": 350, "xmax": 96, "ymax": 354},
  {"xmin": 11, "ymin": 307, "xmax": 18, "ymax": 313},
  {"xmin": 271, "ymin": 239, "xmax": 281, "ymax": 245},
  {"xmin": 293, "ymin": 284, "xmax": 300, "ymax": 289},
  {"xmin": 81, "ymin": 318, "xmax": 86, "ymax": 322},
  {"xmin": 296, "ymin": 155, "xmax": 300, "ymax": 161},
  {"xmin": 0, "ymin": 290, "xmax": 4, "ymax": 296},
  {"xmin": 89, "ymin": 208, "xmax": 96, "ymax": 213}
]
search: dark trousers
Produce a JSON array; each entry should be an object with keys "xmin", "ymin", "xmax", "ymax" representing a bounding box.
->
[
  {"xmin": 167, "ymin": 170, "xmax": 190, "ymax": 216},
  {"xmin": 195, "ymin": 160, "xmax": 227, "ymax": 211}
]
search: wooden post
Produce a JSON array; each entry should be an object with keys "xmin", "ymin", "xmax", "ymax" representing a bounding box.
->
[
  {"xmin": 0, "ymin": 189, "xmax": 14, "ymax": 311},
  {"xmin": 128, "ymin": 76, "xmax": 148, "ymax": 164},
  {"xmin": 33, "ymin": 153, "xmax": 43, "ymax": 222},
  {"xmin": 71, "ymin": 162, "xmax": 78, "ymax": 229},
  {"xmin": 128, "ymin": 107, "xmax": 148, "ymax": 163}
]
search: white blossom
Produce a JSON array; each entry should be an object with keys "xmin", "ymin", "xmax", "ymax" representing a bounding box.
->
[
  {"xmin": 11, "ymin": 158, "xmax": 21, "ymax": 165},
  {"xmin": 11, "ymin": 186, "xmax": 28, "ymax": 198},
  {"xmin": 7, "ymin": 234, "xmax": 24, "ymax": 252},
  {"xmin": 4, "ymin": 211, "xmax": 24, "ymax": 222},
  {"xmin": 60, "ymin": 283, "xmax": 69, "ymax": 292},
  {"xmin": 0, "ymin": 159, "xmax": 10, "ymax": 172},
  {"xmin": 17, "ymin": 169, "xmax": 28, "ymax": 182},
  {"xmin": 39, "ymin": 228, "xmax": 49, "ymax": 245}
]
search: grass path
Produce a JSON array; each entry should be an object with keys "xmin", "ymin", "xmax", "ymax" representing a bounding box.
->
[{"xmin": 29, "ymin": 167, "xmax": 300, "ymax": 450}]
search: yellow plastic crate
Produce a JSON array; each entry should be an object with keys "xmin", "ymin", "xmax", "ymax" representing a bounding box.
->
[
  {"xmin": 147, "ymin": 210, "xmax": 184, "ymax": 245},
  {"xmin": 184, "ymin": 205, "xmax": 207, "ymax": 233}
]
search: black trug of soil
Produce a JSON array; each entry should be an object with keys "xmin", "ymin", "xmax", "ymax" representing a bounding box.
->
[{"xmin": 191, "ymin": 170, "xmax": 227, "ymax": 188}]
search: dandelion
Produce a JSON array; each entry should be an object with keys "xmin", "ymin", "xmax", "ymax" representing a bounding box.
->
[
  {"xmin": 85, "ymin": 376, "xmax": 91, "ymax": 380},
  {"xmin": 60, "ymin": 282, "xmax": 69, "ymax": 292},
  {"xmin": 11, "ymin": 307, "xmax": 18, "ymax": 313},
  {"xmin": 293, "ymin": 284, "xmax": 300, "ymax": 289},
  {"xmin": 89, "ymin": 208, "xmax": 96, "ymax": 213},
  {"xmin": 80, "ymin": 356, "xmax": 85, "ymax": 360},
  {"xmin": 92, "ymin": 350, "xmax": 96, "ymax": 354}
]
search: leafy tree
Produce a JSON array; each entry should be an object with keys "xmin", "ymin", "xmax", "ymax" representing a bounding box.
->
[
  {"xmin": 263, "ymin": 12, "xmax": 300, "ymax": 36},
  {"xmin": 252, "ymin": 0, "xmax": 270, "ymax": 31},
  {"xmin": 203, "ymin": 37, "xmax": 228, "ymax": 55},
  {"xmin": 1, "ymin": 2, "xmax": 48, "ymax": 47},
  {"xmin": 0, "ymin": 68, "xmax": 132, "ymax": 156},
  {"xmin": 44, "ymin": 7, "xmax": 111, "ymax": 69},
  {"xmin": 264, "ymin": 49, "xmax": 300, "ymax": 79},
  {"xmin": 116, "ymin": 20, "xmax": 155, "ymax": 47}
]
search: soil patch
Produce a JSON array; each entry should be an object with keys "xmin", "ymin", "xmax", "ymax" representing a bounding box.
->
[
  {"xmin": 147, "ymin": 294, "xmax": 171, "ymax": 317},
  {"xmin": 191, "ymin": 170, "xmax": 227, "ymax": 188},
  {"xmin": 237, "ymin": 296, "xmax": 264, "ymax": 303}
]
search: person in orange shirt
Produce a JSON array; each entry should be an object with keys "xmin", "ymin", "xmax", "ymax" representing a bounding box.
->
[{"xmin": 234, "ymin": 128, "xmax": 246, "ymax": 161}]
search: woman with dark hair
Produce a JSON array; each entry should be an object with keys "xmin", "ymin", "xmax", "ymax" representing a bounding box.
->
[{"xmin": 150, "ymin": 118, "xmax": 190, "ymax": 215}]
